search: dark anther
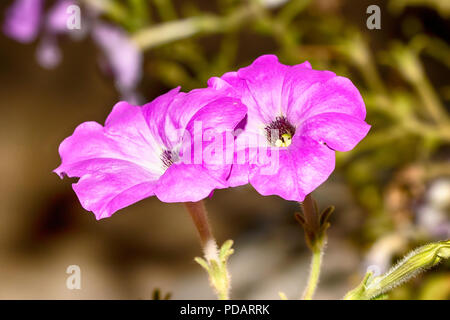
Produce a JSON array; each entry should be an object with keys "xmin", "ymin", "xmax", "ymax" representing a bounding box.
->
[
  {"xmin": 161, "ymin": 150, "xmax": 178, "ymax": 169},
  {"xmin": 264, "ymin": 116, "xmax": 296, "ymax": 145}
]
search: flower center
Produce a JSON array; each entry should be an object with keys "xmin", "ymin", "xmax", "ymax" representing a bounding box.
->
[
  {"xmin": 161, "ymin": 149, "xmax": 179, "ymax": 169},
  {"xmin": 265, "ymin": 116, "xmax": 295, "ymax": 147}
]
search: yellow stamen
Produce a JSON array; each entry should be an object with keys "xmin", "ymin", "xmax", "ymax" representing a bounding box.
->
[{"xmin": 276, "ymin": 133, "xmax": 292, "ymax": 147}]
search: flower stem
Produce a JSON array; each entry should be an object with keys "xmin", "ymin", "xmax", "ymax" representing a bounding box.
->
[
  {"xmin": 184, "ymin": 201, "xmax": 232, "ymax": 300},
  {"xmin": 296, "ymin": 194, "xmax": 331, "ymax": 300},
  {"xmin": 184, "ymin": 201, "xmax": 213, "ymax": 248},
  {"xmin": 302, "ymin": 247, "xmax": 323, "ymax": 300}
]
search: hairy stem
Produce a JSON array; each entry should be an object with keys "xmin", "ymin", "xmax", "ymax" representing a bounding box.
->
[
  {"xmin": 185, "ymin": 201, "xmax": 214, "ymax": 248},
  {"xmin": 302, "ymin": 248, "xmax": 323, "ymax": 300},
  {"xmin": 297, "ymin": 194, "xmax": 328, "ymax": 300}
]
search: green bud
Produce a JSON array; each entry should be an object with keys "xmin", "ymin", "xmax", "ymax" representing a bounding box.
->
[{"xmin": 344, "ymin": 240, "xmax": 450, "ymax": 300}]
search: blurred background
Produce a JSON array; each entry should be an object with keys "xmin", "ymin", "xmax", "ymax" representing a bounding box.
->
[{"xmin": 0, "ymin": 0, "xmax": 449, "ymax": 300}]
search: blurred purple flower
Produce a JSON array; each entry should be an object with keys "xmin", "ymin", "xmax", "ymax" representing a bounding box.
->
[
  {"xmin": 209, "ymin": 55, "xmax": 370, "ymax": 201},
  {"xmin": 36, "ymin": 35, "xmax": 62, "ymax": 69},
  {"xmin": 54, "ymin": 88, "xmax": 247, "ymax": 219},
  {"xmin": 3, "ymin": 0, "xmax": 142, "ymax": 101},
  {"xmin": 46, "ymin": 0, "xmax": 75, "ymax": 33},
  {"xmin": 92, "ymin": 23, "xmax": 143, "ymax": 104},
  {"xmin": 3, "ymin": 0, "xmax": 43, "ymax": 43},
  {"xmin": 36, "ymin": 0, "xmax": 80, "ymax": 69},
  {"xmin": 4, "ymin": 0, "xmax": 78, "ymax": 69}
]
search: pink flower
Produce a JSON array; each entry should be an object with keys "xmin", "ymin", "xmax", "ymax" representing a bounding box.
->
[
  {"xmin": 54, "ymin": 87, "xmax": 247, "ymax": 219},
  {"xmin": 208, "ymin": 55, "xmax": 370, "ymax": 201}
]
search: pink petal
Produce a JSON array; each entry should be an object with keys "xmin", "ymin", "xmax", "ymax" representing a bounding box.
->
[
  {"xmin": 282, "ymin": 65, "xmax": 336, "ymax": 121},
  {"xmin": 288, "ymin": 75, "xmax": 367, "ymax": 124},
  {"xmin": 154, "ymin": 163, "xmax": 227, "ymax": 203},
  {"xmin": 73, "ymin": 163, "xmax": 158, "ymax": 220},
  {"xmin": 249, "ymin": 135, "xmax": 335, "ymax": 201},
  {"xmin": 185, "ymin": 96, "xmax": 247, "ymax": 134},
  {"xmin": 208, "ymin": 72, "xmax": 270, "ymax": 133},
  {"xmin": 299, "ymin": 112, "xmax": 371, "ymax": 151},
  {"xmin": 236, "ymin": 55, "xmax": 289, "ymax": 121},
  {"xmin": 181, "ymin": 95, "xmax": 247, "ymax": 184},
  {"xmin": 227, "ymin": 163, "xmax": 251, "ymax": 187},
  {"xmin": 142, "ymin": 87, "xmax": 182, "ymax": 148},
  {"xmin": 167, "ymin": 87, "xmax": 235, "ymax": 131},
  {"xmin": 55, "ymin": 102, "xmax": 164, "ymax": 219}
]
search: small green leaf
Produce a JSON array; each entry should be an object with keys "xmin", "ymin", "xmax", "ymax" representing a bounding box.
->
[
  {"xmin": 343, "ymin": 271, "xmax": 374, "ymax": 300},
  {"xmin": 219, "ymin": 240, "xmax": 234, "ymax": 260},
  {"xmin": 194, "ymin": 257, "xmax": 209, "ymax": 271}
]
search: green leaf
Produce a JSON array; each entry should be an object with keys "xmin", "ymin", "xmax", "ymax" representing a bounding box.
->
[{"xmin": 219, "ymin": 240, "xmax": 234, "ymax": 261}]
